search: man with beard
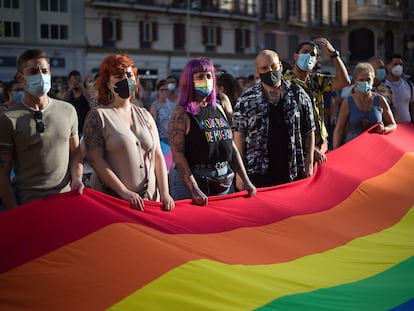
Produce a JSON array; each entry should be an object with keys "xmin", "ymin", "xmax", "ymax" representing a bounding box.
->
[{"xmin": 232, "ymin": 49, "xmax": 315, "ymax": 188}]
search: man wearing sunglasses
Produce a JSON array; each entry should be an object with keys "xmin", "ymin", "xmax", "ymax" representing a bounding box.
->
[{"xmin": 0, "ymin": 49, "xmax": 84, "ymax": 210}]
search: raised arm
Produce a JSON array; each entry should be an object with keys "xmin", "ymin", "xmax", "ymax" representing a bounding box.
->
[{"xmin": 314, "ymin": 37, "xmax": 351, "ymax": 91}]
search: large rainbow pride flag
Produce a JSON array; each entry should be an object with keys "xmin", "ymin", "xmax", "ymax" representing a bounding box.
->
[{"xmin": 1, "ymin": 124, "xmax": 414, "ymax": 310}]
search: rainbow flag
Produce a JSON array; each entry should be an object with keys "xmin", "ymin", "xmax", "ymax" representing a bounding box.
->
[{"xmin": 1, "ymin": 124, "xmax": 414, "ymax": 310}]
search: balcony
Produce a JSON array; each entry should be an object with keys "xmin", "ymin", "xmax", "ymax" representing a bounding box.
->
[
  {"xmin": 348, "ymin": 1, "xmax": 405, "ymax": 21},
  {"xmin": 90, "ymin": 0, "xmax": 257, "ymax": 20}
]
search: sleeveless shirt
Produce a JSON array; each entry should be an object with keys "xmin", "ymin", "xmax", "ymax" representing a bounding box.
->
[
  {"xmin": 346, "ymin": 94, "xmax": 382, "ymax": 142},
  {"xmin": 185, "ymin": 105, "xmax": 233, "ymax": 166}
]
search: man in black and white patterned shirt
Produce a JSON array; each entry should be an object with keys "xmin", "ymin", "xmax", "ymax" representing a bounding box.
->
[{"xmin": 232, "ymin": 49, "xmax": 316, "ymax": 188}]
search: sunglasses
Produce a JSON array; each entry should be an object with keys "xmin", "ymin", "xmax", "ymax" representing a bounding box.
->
[{"xmin": 32, "ymin": 110, "xmax": 45, "ymax": 133}]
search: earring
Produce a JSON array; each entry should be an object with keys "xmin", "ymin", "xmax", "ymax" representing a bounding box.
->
[{"xmin": 108, "ymin": 91, "xmax": 114, "ymax": 103}]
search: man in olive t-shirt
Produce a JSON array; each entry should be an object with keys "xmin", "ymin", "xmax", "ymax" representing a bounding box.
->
[{"xmin": 0, "ymin": 49, "xmax": 84, "ymax": 210}]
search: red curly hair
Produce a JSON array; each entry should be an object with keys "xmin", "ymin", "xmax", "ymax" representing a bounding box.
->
[{"xmin": 98, "ymin": 54, "xmax": 139, "ymax": 105}]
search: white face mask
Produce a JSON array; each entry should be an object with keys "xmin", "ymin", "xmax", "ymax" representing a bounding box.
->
[
  {"xmin": 391, "ymin": 64, "xmax": 403, "ymax": 78},
  {"xmin": 167, "ymin": 83, "xmax": 176, "ymax": 91}
]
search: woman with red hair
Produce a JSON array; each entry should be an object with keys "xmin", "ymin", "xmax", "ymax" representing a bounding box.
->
[{"xmin": 82, "ymin": 54, "xmax": 174, "ymax": 211}]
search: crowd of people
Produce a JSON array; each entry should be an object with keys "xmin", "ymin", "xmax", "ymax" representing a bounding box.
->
[{"xmin": 0, "ymin": 39, "xmax": 412, "ymax": 212}]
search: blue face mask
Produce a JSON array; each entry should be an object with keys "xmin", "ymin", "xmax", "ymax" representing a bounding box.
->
[
  {"xmin": 375, "ymin": 68, "xmax": 386, "ymax": 82},
  {"xmin": 356, "ymin": 81, "xmax": 373, "ymax": 94},
  {"xmin": 297, "ymin": 53, "xmax": 316, "ymax": 72},
  {"xmin": 25, "ymin": 73, "xmax": 51, "ymax": 97},
  {"xmin": 12, "ymin": 91, "xmax": 25, "ymax": 103}
]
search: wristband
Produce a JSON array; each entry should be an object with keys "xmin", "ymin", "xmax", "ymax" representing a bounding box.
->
[{"xmin": 330, "ymin": 50, "xmax": 340, "ymax": 58}]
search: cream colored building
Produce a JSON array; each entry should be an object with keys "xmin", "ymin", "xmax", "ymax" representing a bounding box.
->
[
  {"xmin": 259, "ymin": 0, "xmax": 414, "ymax": 73},
  {"xmin": 0, "ymin": 0, "xmax": 413, "ymax": 84},
  {"xmin": 85, "ymin": 0, "xmax": 259, "ymax": 84}
]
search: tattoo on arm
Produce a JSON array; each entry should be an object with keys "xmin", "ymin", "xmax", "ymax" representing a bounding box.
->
[
  {"xmin": 168, "ymin": 107, "xmax": 194, "ymax": 185},
  {"xmin": 83, "ymin": 110, "xmax": 104, "ymax": 152},
  {"xmin": 168, "ymin": 108, "xmax": 186, "ymax": 154}
]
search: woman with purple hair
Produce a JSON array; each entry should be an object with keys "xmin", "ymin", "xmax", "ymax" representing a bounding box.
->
[{"xmin": 168, "ymin": 57, "xmax": 256, "ymax": 205}]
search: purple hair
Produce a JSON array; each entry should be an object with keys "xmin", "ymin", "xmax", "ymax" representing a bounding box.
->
[{"xmin": 178, "ymin": 57, "xmax": 217, "ymax": 114}]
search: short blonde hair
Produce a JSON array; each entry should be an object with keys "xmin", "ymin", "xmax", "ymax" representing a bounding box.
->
[{"xmin": 352, "ymin": 62, "xmax": 375, "ymax": 80}]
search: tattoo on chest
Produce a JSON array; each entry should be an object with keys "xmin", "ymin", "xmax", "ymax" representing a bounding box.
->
[{"xmin": 268, "ymin": 89, "xmax": 283, "ymax": 104}]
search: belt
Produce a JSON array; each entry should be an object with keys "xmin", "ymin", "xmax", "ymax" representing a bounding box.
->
[{"xmin": 193, "ymin": 161, "xmax": 228, "ymax": 169}]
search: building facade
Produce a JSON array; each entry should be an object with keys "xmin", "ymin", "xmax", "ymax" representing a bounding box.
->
[
  {"xmin": 1, "ymin": 0, "xmax": 413, "ymax": 84},
  {"xmin": 259, "ymin": 0, "xmax": 414, "ymax": 73},
  {"xmin": 85, "ymin": 0, "xmax": 259, "ymax": 85},
  {"xmin": 0, "ymin": 0, "xmax": 86, "ymax": 81}
]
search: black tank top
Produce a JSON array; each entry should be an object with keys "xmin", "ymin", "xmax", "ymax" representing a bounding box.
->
[{"xmin": 185, "ymin": 105, "xmax": 233, "ymax": 166}]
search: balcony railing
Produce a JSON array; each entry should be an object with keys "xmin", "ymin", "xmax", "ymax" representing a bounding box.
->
[
  {"xmin": 349, "ymin": 2, "xmax": 405, "ymax": 20},
  {"xmin": 91, "ymin": 0, "xmax": 257, "ymax": 19}
]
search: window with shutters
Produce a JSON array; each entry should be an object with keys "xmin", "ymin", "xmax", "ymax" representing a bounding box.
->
[
  {"xmin": 234, "ymin": 0, "xmax": 247, "ymax": 14},
  {"xmin": 102, "ymin": 17, "xmax": 122, "ymax": 47},
  {"xmin": 329, "ymin": 0, "xmax": 341, "ymax": 26},
  {"xmin": 263, "ymin": 0, "xmax": 276, "ymax": 19},
  {"xmin": 288, "ymin": 34, "xmax": 299, "ymax": 57},
  {"xmin": 202, "ymin": 25, "xmax": 221, "ymax": 53},
  {"xmin": 235, "ymin": 28, "xmax": 250, "ymax": 54},
  {"xmin": 174, "ymin": 23, "xmax": 185, "ymax": 50},
  {"xmin": 39, "ymin": 0, "xmax": 67, "ymax": 12},
  {"xmin": 199, "ymin": 0, "xmax": 219, "ymax": 11},
  {"xmin": 139, "ymin": 21, "xmax": 158, "ymax": 49},
  {"xmin": 0, "ymin": 20, "xmax": 20, "ymax": 38},
  {"xmin": 288, "ymin": 0, "xmax": 300, "ymax": 22},
  {"xmin": 264, "ymin": 33, "xmax": 276, "ymax": 50},
  {"xmin": 40, "ymin": 23, "xmax": 68, "ymax": 40},
  {"xmin": 1, "ymin": 0, "xmax": 19, "ymax": 9},
  {"xmin": 309, "ymin": 0, "xmax": 322, "ymax": 25}
]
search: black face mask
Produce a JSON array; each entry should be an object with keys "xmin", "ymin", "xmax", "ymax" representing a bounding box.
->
[
  {"xmin": 259, "ymin": 69, "xmax": 282, "ymax": 87},
  {"xmin": 114, "ymin": 78, "xmax": 136, "ymax": 99}
]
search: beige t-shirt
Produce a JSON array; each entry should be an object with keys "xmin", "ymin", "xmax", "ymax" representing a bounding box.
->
[
  {"xmin": 0, "ymin": 98, "xmax": 78, "ymax": 205},
  {"xmin": 88, "ymin": 105, "xmax": 159, "ymax": 201}
]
